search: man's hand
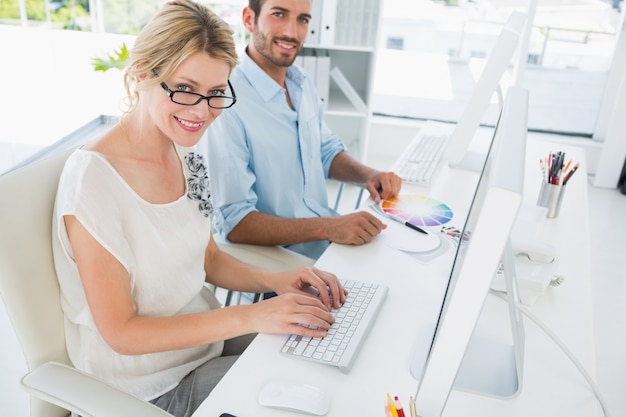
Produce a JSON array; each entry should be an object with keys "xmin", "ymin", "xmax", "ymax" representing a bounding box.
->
[
  {"xmin": 325, "ymin": 211, "xmax": 386, "ymax": 245},
  {"xmin": 365, "ymin": 171, "xmax": 402, "ymax": 203}
]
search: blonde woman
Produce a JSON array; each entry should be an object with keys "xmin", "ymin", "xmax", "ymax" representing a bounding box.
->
[{"xmin": 52, "ymin": 1, "xmax": 346, "ymax": 416}]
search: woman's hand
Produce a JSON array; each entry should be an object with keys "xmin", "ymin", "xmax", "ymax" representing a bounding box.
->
[
  {"xmin": 247, "ymin": 292, "xmax": 336, "ymax": 338},
  {"xmin": 270, "ymin": 266, "xmax": 348, "ymax": 310}
]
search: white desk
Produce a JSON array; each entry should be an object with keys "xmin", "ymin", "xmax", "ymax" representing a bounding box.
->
[{"xmin": 193, "ymin": 140, "xmax": 598, "ymax": 417}]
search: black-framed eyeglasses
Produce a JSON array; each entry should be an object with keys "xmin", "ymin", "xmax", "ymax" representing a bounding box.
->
[{"xmin": 159, "ymin": 79, "xmax": 237, "ymax": 109}]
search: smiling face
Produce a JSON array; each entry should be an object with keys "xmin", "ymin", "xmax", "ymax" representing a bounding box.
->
[
  {"xmin": 144, "ymin": 52, "xmax": 232, "ymax": 148},
  {"xmin": 244, "ymin": 0, "xmax": 312, "ymax": 81}
]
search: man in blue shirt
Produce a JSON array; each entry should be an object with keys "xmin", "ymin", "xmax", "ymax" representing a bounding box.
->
[{"xmin": 204, "ymin": 0, "xmax": 402, "ymax": 260}]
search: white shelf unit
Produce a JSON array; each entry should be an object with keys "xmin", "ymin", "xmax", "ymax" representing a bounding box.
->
[{"xmin": 299, "ymin": 0, "xmax": 382, "ymax": 162}]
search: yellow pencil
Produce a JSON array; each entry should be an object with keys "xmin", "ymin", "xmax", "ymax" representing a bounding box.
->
[{"xmin": 386, "ymin": 393, "xmax": 399, "ymax": 417}]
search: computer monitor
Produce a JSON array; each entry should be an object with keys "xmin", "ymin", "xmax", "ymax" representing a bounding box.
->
[
  {"xmin": 410, "ymin": 86, "xmax": 530, "ymax": 417},
  {"xmin": 444, "ymin": 10, "xmax": 527, "ymax": 171}
]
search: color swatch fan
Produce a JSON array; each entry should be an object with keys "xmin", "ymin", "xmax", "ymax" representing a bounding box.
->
[{"xmin": 380, "ymin": 195, "xmax": 453, "ymax": 228}]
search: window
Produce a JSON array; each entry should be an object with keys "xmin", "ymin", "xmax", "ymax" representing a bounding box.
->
[{"xmin": 374, "ymin": 0, "xmax": 621, "ymax": 136}]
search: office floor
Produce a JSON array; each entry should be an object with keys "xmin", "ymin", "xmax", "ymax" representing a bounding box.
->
[{"xmin": 1, "ymin": 128, "xmax": 625, "ymax": 416}]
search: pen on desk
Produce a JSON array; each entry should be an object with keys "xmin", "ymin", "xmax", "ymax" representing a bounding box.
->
[
  {"xmin": 539, "ymin": 158, "xmax": 548, "ymax": 182},
  {"xmin": 563, "ymin": 159, "xmax": 572, "ymax": 176},
  {"xmin": 394, "ymin": 396, "xmax": 406, "ymax": 417},
  {"xmin": 562, "ymin": 162, "xmax": 579, "ymax": 185},
  {"xmin": 386, "ymin": 393, "xmax": 400, "ymax": 417},
  {"xmin": 547, "ymin": 152, "xmax": 552, "ymax": 180},
  {"xmin": 409, "ymin": 396, "xmax": 417, "ymax": 417},
  {"xmin": 386, "ymin": 213, "xmax": 428, "ymax": 235},
  {"xmin": 549, "ymin": 152, "xmax": 562, "ymax": 184}
]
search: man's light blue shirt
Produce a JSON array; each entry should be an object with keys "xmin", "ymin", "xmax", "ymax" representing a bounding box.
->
[{"xmin": 203, "ymin": 51, "xmax": 347, "ymax": 259}]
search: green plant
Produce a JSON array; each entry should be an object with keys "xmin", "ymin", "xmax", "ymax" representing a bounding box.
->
[{"xmin": 92, "ymin": 43, "xmax": 129, "ymax": 72}]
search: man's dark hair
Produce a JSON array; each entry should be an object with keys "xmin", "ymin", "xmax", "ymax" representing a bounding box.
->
[{"xmin": 248, "ymin": 0, "xmax": 265, "ymax": 22}]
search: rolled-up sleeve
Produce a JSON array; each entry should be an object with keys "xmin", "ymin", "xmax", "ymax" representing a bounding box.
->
[
  {"xmin": 320, "ymin": 121, "xmax": 346, "ymax": 178},
  {"xmin": 204, "ymin": 109, "xmax": 258, "ymax": 239}
]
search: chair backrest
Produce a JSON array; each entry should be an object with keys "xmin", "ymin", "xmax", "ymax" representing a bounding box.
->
[{"xmin": 0, "ymin": 147, "xmax": 77, "ymax": 417}]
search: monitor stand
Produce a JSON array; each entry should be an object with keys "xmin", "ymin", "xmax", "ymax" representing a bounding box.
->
[
  {"xmin": 410, "ymin": 323, "xmax": 520, "ymax": 398},
  {"xmin": 410, "ymin": 240, "xmax": 525, "ymax": 399}
]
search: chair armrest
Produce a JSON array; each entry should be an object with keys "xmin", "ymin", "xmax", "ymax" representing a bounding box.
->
[
  {"xmin": 214, "ymin": 236, "xmax": 315, "ymax": 271},
  {"xmin": 20, "ymin": 362, "xmax": 172, "ymax": 417}
]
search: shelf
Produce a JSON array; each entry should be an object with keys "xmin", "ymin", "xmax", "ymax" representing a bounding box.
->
[
  {"xmin": 300, "ymin": 0, "xmax": 382, "ymax": 161},
  {"xmin": 303, "ymin": 43, "xmax": 376, "ymax": 53},
  {"xmin": 326, "ymin": 90, "xmax": 369, "ymax": 116}
]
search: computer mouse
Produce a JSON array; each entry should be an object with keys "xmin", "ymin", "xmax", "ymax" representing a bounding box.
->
[{"xmin": 258, "ymin": 380, "xmax": 330, "ymax": 415}]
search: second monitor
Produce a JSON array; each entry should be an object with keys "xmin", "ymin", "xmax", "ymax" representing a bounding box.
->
[{"xmin": 410, "ymin": 85, "xmax": 530, "ymax": 417}]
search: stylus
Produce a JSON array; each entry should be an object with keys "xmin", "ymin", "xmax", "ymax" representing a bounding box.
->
[{"xmin": 386, "ymin": 213, "xmax": 428, "ymax": 235}]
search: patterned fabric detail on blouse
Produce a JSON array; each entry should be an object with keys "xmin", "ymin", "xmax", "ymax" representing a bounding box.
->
[{"xmin": 184, "ymin": 152, "xmax": 212, "ymax": 217}]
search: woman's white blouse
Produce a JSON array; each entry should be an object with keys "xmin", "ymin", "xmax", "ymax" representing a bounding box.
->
[{"xmin": 52, "ymin": 146, "xmax": 222, "ymax": 400}]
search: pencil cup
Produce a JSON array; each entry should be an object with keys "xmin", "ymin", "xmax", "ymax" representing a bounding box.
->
[{"xmin": 537, "ymin": 181, "xmax": 566, "ymax": 218}]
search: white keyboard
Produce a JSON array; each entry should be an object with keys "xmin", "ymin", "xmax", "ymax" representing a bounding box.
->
[
  {"xmin": 392, "ymin": 121, "xmax": 454, "ymax": 183},
  {"xmin": 280, "ymin": 279, "xmax": 388, "ymax": 373}
]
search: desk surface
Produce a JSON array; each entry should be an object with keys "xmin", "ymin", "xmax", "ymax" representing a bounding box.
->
[{"xmin": 193, "ymin": 140, "xmax": 598, "ymax": 417}]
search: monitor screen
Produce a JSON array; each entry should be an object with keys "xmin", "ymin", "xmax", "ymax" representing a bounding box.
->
[{"xmin": 410, "ymin": 86, "xmax": 529, "ymax": 417}]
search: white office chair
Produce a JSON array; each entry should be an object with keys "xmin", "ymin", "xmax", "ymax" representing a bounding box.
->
[
  {"xmin": 0, "ymin": 147, "xmax": 172, "ymax": 417},
  {"xmin": 0, "ymin": 123, "xmax": 315, "ymax": 416}
]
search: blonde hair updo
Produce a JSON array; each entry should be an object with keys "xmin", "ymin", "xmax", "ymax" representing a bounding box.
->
[{"xmin": 123, "ymin": 0, "xmax": 238, "ymax": 112}]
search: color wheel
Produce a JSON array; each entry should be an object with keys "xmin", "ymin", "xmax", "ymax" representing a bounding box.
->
[{"xmin": 380, "ymin": 194, "xmax": 453, "ymax": 228}]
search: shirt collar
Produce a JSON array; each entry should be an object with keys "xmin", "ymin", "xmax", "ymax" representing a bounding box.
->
[{"xmin": 239, "ymin": 48, "xmax": 306, "ymax": 103}]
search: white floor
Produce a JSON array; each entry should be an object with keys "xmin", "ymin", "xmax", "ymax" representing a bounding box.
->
[{"xmin": 1, "ymin": 127, "xmax": 625, "ymax": 417}]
